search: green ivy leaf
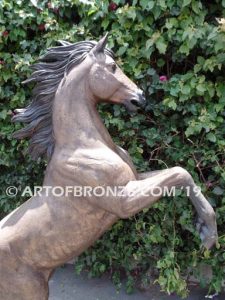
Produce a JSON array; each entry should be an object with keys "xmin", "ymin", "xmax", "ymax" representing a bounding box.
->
[
  {"xmin": 0, "ymin": 110, "xmax": 7, "ymax": 120},
  {"xmin": 156, "ymin": 37, "xmax": 167, "ymax": 54},
  {"xmin": 213, "ymin": 186, "xmax": 224, "ymax": 196},
  {"xmin": 182, "ymin": 85, "xmax": 191, "ymax": 95},
  {"xmin": 196, "ymin": 84, "xmax": 206, "ymax": 94},
  {"xmin": 163, "ymin": 98, "xmax": 177, "ymax": 110},
  {"xmin": 140, "ymin": 0, "xmax": 154, "ymax": 10},
  {"xmin": 182, "ymin": 0, "xmax": 192, "ymax": 8},
  {"xmin": 206, "ymin": 132, "xmax": 217, "ymax": 143}
]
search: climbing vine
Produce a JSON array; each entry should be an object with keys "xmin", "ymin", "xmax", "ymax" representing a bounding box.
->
[{"xmin": 0, "ymin": 0, "xmax": 225, "ymax": 297}]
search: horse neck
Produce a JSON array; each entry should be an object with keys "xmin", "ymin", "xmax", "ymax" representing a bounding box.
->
[{"xmin": 52, "ymin": 79, "xmax": 116, "ymax": 153}]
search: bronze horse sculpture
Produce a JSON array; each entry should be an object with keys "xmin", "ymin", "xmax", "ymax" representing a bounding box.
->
[{"xmin": 0, "ymin": 34, "xmax": 218, "ymax": 299}]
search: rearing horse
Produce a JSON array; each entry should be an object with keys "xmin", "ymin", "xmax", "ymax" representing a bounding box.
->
[{"xmin": 0, "ymin": 34, "xmax": 218, "ymax": 300}]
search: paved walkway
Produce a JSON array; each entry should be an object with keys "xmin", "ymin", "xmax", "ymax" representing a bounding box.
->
[{"xmin": 49, "ymin": 265, "xmax": 224, "ymax": 300}]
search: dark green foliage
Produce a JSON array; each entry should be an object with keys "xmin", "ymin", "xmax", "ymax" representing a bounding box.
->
[{"xmin": 0, "ymin": 0, "xmax": 224, "ymax": 297}]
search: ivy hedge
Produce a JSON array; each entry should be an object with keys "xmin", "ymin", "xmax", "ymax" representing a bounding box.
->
[{"xmin": 0, "ymin": 0, "xmax": 225, "ymax": 297}]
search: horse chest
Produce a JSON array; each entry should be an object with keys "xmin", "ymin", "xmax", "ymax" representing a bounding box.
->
[{"xmin": 51, "ymin": 148, "xmax": 136, "ymax": 187}]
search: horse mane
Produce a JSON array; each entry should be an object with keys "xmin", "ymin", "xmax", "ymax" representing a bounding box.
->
[{"xmin": 12, "ymin": 40, "xmax": 114, "ymax": 160}]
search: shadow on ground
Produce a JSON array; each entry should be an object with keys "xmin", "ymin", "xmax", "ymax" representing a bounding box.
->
[{"xmin": 49, "ymin": 265, "xmax": 224, "ymax": 300}]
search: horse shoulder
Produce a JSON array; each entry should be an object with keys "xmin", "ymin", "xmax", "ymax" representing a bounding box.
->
[{"xmin": 49, "ymin": 148, "xmax": 136, "ymax": 186}]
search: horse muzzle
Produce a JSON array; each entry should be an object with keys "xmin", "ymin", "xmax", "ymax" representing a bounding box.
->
[{"xmin": 125, "ymin": 90, "xmax": 146, "ymax": 112}]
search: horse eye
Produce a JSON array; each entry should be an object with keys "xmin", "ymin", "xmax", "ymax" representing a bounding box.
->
[{"xmin": 109, "ymin": 63, "xmax": 116, "ymax": 73}]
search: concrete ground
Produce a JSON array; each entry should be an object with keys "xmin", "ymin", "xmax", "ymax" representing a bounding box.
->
[{"xmin": 49, "ymin": 265, "xmax": 224, "ymax": 300}]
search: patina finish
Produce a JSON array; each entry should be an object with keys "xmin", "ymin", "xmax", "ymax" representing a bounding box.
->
[{"xmin": 0, "ymin": 34, "xmax": 218, "ymax": 300}]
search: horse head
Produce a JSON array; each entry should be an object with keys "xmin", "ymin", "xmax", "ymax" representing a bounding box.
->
[{"xmin": 87, "ymin": 33, "xmax": 146, "ymax": 112}]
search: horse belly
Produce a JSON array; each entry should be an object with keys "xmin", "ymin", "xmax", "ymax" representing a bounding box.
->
[
  {"xmin": 35, "ymin": 205, "xmax": 118, "ymax": 268},
  {"xmin": 0, "ymin": 196, "xmax": 117, "ymax": 269}
]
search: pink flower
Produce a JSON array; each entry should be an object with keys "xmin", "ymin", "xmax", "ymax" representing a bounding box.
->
[
  {"xmin": 2, "ymin": 31, "xmax": 9, "ymax": 37},
  {"xmin": 47, "ymin": 2, "xmax": 52, "ymax": 9},
  {"xmin": 53, "ymin": 7, "xmax": 59, "ymax": 14},
  {"xmin": 159, "ymin": 75, "xmax": 168, "ymax": 82},
  {"xmin": 38, "ymin": 24, "xmax": 45, "ymax": 31},
  {"xmin": 108, "ymin": 2, "xmax": 118, "ymax": 11},
  {"xmin": 206, "ymin": 181, "xmax": 213, "ymax": 189}
]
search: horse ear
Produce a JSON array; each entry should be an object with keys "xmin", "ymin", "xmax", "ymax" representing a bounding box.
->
[{"xmin": 92, "ymin": 33, "xmax": 109, "ymax": 55}]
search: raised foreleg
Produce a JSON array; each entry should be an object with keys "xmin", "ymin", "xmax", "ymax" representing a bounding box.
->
[{"xmin": 88, "ymin": 167, "xmax": 218, "ymax": 249}]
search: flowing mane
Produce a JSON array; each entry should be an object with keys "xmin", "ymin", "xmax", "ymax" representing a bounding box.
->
[{"xmin": 12, "ymin": 40, "xmax": 114, "ymax": 159}]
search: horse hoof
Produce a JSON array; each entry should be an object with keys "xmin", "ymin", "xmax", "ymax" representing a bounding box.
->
[
  {"xmin": 195, "ymin": 216, "xmax": 218, "ymax": 249},
  {"xmin": 201, "ymin": 232, "xmax": 218, "ymax": 249}
]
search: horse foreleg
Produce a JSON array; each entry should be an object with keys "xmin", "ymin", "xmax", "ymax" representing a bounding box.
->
[
  {"xmin": 138, "ymin": 169, "xmax": 167, "ymax": 179},
  {"xmin": 119, "ymin": 167, "xmax": 217, "ymax": 249}
]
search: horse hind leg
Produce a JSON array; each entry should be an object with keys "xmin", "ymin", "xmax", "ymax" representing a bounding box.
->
[
  {"xmin": 0, "ymin": 267, "xmax": 49, "ymax": 300},
  {"xmin": 0, "ymin": 246, "xmax": 49, "ymax": 300}
]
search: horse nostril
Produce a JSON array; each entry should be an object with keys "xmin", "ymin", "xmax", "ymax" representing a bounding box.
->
[
  {"xmin": 131, "ymin": 99, "xmax": 141, "ymax": 107},
  {"xmin": 131, "ymin": 97, "xmax": 146, "ymax": 109}
]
